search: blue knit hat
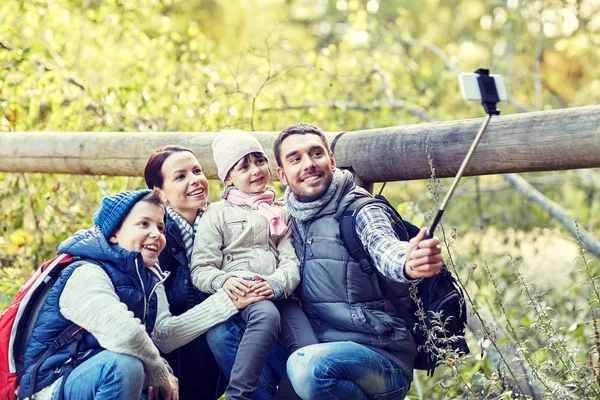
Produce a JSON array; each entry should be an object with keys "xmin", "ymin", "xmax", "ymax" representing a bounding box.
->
[{"xmin": 94, "ymin": 190, "xmax": 151, "ymax": 239}]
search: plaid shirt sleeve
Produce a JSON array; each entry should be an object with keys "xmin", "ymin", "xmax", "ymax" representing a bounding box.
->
[{"xmin": 354, "ymin": 203, "xmax": 421, "ymax": 284}]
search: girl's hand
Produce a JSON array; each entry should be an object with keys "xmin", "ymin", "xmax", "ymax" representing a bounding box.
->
[
  {"xmin": 232, "ymin": 291, "xmax": 266, "ymax": 310},
  {"xmin": 251, "ymin": 275, "xmax": 275, "ymax": 299},
  {"xmin": 222, "ymin": 277, "xmax": 252, "ymax": 300}
]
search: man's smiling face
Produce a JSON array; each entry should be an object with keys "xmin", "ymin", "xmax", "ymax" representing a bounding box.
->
[{"xmin": 276, "ymin": 133, "xmax": 336, "ymax": 202}]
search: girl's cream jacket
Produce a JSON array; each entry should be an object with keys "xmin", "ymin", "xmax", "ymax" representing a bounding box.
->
[{"xmin": 190, "ymin": 199, "xmax": 300, "ymax": 298}]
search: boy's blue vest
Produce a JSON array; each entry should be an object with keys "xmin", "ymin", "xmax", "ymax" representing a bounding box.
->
[{"xmin": 18, "ymin": 228, "xmax": 161, "ymax": 397}]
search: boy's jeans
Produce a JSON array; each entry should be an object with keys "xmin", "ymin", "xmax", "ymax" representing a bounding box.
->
[
  {"xmin": 51, "ymin": 350, "xmax": 145, "ymax": 400},
  {"xmin": 287, "ymin": 341, "xmax": 410, "ymax": 400}
]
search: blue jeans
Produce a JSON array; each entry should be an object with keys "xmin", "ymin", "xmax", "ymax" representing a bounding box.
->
[
  {"xmin": 287, "ymin": 342, "xmax": 410, "ymax": 400},
  {"xmin": 207, "ymin": 314, "xmax": 289, "ymax": 400},
  {"xmin": 51, "ymin": 350, "xmax": 145, "ymax": 400}
]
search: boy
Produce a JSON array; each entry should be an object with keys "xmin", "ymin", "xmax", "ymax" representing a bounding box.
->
[{"xmin": 20, "ymin": 189, "xmax": 253, "ymax": 400}]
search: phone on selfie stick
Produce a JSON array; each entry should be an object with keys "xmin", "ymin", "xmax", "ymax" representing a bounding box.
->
[{"xmin": 424, "ymin": 69, "xmax": 506, "ymax": 239}]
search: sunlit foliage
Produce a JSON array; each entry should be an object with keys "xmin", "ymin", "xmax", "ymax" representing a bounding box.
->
[{"xmin": 2, "ymin": 0, "xmax": 600, "ymax": 398}]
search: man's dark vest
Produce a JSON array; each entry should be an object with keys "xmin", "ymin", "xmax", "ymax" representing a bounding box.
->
[{"xmin": 291, "ymin": 185, "xmax": 418, "ymax": 378}]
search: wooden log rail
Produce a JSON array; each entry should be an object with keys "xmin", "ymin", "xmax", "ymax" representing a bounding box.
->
[{"xmin": 1, "ymin": 105, "xmax": 599, "ymax": 181}]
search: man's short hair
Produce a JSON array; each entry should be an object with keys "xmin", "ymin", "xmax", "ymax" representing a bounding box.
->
[{"xmin": 272, "ymin": 123, "xmax": 331, "ymax": 167}]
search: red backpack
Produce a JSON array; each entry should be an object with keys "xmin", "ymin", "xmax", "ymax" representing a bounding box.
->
[{"xmin": 0, "ymin": 254, "xmax": 78, "ymax": 400}]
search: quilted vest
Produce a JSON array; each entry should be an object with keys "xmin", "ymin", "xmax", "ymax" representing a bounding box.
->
[
  {"xmin": 18, "ymin": 228, "xmax": 160, "ymax": 397},
  {"xmin": 291, "ymin": 181, "xmax": 418, "ymax": 379}
]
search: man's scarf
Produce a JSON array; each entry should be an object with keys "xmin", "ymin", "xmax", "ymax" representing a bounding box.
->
[{"xmin": 285, "ymin": 168, "xmax": 344, "ymax": 240}]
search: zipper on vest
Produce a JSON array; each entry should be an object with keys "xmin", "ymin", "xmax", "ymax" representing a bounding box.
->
[
  {"xmin": 306, "ymin": 238, "xmax": 314, "ymax": 257},
  {"xmin": 297, "ymin": 221, "xmax": 312, "ymax": 275},
  {"xmin": 135, "ymin": 259, "xmax": 148, "ymax": 324},
  {"xmin": 147, "ymin": 267, "xmax": 169, "ymax": 306}
]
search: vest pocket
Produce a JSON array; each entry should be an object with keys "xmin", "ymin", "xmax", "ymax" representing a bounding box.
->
[
  {"xmin": 351, "ymin": 306, "xmax": 394, "ymax": 336},
  {"xmin": 307, "ymin": 236, "xmax": 345, "ymax": 259}
]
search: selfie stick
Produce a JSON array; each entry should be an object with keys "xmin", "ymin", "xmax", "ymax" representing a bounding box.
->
[{"xmin": 425, "ymin": 69, "xmax": 500, "ymax": 239}]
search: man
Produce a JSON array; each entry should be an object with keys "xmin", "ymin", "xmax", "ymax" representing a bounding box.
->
[{"xmin": 273, "ymin": 123, "xmax": 444, "ymax": 400}]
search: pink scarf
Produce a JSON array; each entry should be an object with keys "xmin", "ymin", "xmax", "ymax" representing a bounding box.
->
[{"xmin": 226, "ymin": 189, "xmax": 288, "ymax": 236}]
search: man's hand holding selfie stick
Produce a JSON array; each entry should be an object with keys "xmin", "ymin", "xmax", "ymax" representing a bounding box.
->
[
  {"xmin": 404, "ymin": 228, "xmax": 443, "ymax": 279},
  {"xmin": 406, "ymin": 69, "xmax": 506, "ymax": 279}
]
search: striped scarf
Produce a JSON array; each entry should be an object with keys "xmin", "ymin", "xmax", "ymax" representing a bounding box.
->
[{"xmin": 166, "ymin": 206, "xmax": 202, "ymax": 263}]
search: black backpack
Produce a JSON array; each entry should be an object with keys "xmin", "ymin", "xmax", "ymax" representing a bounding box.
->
[{"xmin": 339, "ymin": 194, "xmax": 470, "ymax": 376}]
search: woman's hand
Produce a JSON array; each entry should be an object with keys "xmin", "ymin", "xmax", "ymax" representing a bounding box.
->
[
  {"xmin": 148, "ymin": 372, "xmax": 179, "ymax": 400},
  {"xmin": 222, "ymin": 277, "xmax": 253, "ymax": 300},
  {"xmin": 232, "ymin": 291, "xmax": 266, "ymax": 310}
]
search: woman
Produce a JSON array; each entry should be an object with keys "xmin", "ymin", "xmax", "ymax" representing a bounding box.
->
[{"xmin": 144, "ymin": 146, "xmax": 287, "ymax": 400}]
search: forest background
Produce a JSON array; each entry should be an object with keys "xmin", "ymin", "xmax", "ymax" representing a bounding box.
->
[{"xmin": 1, "ymin": 0, "xmax": 600, "ymax": 398}]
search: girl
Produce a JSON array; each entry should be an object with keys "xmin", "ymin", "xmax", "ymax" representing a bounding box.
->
[{"xmin": 191, "ymin": 131, "xmax": 316, "ymax": 400}]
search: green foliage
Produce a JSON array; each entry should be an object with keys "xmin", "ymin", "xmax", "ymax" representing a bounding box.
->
[{"xmin": 2, "ymin": 0, "xmax": 600, "ymax": 398}]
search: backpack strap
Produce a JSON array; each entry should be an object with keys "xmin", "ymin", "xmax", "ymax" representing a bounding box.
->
[
  {"xmin": 339, "ymin": 196, "xmax": 378, "ymax": 273},
  {"xmin": 339, "ymin": 194, "xmax": 412, "ymax": 274},
  {"xmin": 15, "ymin": 259, "xmax": 86, "ymax": 374},
  {"xmin": 28, "ymin": 323, "xmax": 84, "ymax": 396},
  {"xmin": 57, "ymin": 328, "xmax": 85, "ymax": 400},
  {"xmin": 20, "ymin": 259, "xmax": 102, "ymax": 398}
]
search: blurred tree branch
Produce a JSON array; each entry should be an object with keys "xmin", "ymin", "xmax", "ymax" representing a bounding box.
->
[
  {"xmin": 503, "ymin": 173, "xmax": 600, "ymax": 258},
  {"xmin": 577, "ymin": 169, "xmax": 600, "ymax": 190},
  {"xmin": 258, "ymin": 66, "xmax": 438, "ymax": 122},
  {"xmin": 0, "ymin": 40, "xmax": 20, "ymax": 52},
  {"xmin": 452, "ymin": 175, "xmax": 565, "ymax": 196},
  {"xmin": 258, "ymin": 100, "xmax": 438, "ymax": 122},
  {"xmin": 0, "ymin": 40, "xmax": 85, "ymax": 90}
]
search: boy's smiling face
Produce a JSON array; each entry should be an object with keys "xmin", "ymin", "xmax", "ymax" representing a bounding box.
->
[{"xmin": 109, "ymin": 200, "xmax": 166, "ymax": 267}]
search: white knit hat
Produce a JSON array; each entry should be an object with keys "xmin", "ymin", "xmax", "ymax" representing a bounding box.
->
[{"xmin": 212, "ymin": 131, "xmax": 265, "ymax": 181}]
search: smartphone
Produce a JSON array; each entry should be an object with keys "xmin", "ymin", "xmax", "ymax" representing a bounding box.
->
[{"xmin": 458, "ymin": 72, "xmax": 507, "ymax": 102}]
